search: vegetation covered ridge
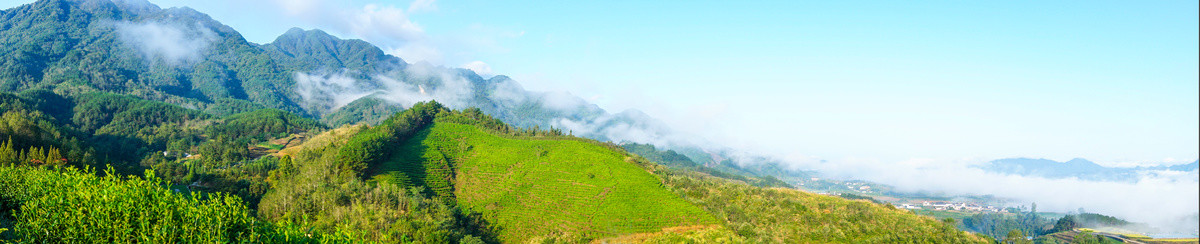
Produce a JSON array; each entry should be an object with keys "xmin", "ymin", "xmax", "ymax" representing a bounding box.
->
[
  {"xmin": 385, "ymin": 123, "xmax": 718, "ymax": 242},
  {"xmin": 288, "ymin": 100, "xmax": 718, "ymax": 242}
]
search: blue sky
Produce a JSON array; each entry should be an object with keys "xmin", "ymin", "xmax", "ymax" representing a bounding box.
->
[{"xmin": 2, "ymin": 0, "xmax": 1196, "ymax": 166}]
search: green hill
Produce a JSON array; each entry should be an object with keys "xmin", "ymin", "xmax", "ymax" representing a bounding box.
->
[
  {"xmin": 373, "ymin": 122, "xmax": 718, "ymax": 242},
  {"xmin": 321, "ymin": 95, "xmax": 405, "ymax": 127},
  {"xmin": 264, "ymin": 101, "xmax": 986, "ymax": 243}
]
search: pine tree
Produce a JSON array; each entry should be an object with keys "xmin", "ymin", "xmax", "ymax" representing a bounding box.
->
[
  {"xmin": 0, "ymin": 137, "xmax": 16, "ymax": 165},
  {"xmin": 25, "ymin": 147, "xmax": 43, "ymax": 165},
  {"xmin": 46, "ymin": 147, "xmax": 63, "ymax": 166}
]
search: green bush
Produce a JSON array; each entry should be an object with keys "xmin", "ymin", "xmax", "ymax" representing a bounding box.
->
[
  {"xmin": 336, "ymin": 101, "xmax": 445, "ymax": 177},
  {"xmin": 0, "ymin": 165, "xmax": 352, "ymax": 243}
]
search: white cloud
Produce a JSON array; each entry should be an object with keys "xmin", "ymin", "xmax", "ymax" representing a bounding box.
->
[
  {"xmin": 116, "ymin": 21, "xmax": 216, "ymax": 65},
  {"xmin": 407, "ymin": 0, "xmax": 437, "ymax": 13},
  {"xmin": 271, "ymin": 0, "xmax": 320, "ymax": 15},
  {"xmin": 372, "ymin": 64, "xmax": 475, "ymax": 108},
  {"xmin": 462, "ymin": 61, "xmax": 494, "ymax": 77},
  {"xmin": 487, "ymin": 77, "xmax": 528, "ymax": 105},
  {"xmin": 540, "ymin": 91, "xmax": 590, "ymax": 112},
  {"xmin": 293, "ymin": 72, "xmax": 376, "ymax": 113},
  {"xmin": 549, "ymin": 110, "xmax": 689, "ymax": 150},
  {"xmin": 292, "ymin": 64, "xmax": 479, "ymax": 114},
  {"xmin": 347, "ymin": 4, "xmax": 425, "ymax": 44}
]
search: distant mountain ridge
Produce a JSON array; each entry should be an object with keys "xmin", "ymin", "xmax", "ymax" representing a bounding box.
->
[
  {"xmin": 1142, "ymin": 160, "xmax": 1200, "ymax": 172},
  {"xmin": 264, "ymin": 28, "xmax": 403, "ymax": 74},
  {"xmin": 980, "ymin": 158, "xmax": 1199, "ymax": 182},
  {"xmin": 1, "ymin": 0, "xmax": 305, "ymax": 113}
]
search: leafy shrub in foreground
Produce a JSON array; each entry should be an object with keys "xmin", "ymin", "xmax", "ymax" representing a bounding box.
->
[{"xmin": 0, "ymin": 165, "xmax": 353, "ymax": 243}]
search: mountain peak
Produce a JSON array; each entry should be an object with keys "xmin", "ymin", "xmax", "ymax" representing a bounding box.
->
[
  {"xmin": 277, "ymin": 27, "xmax": 335, "ymax": 41},
  {"xmin": 67, "ymin": 0, "xmax": 160, "ymax": 16},
  {"xmin": 283, "ymin": 27, "xmax": 306, "ymax": 35},
  {"xmin": 486, "ymin": 75, "xmax": 513, "ymax": 83},
  {"xmin": 1065, "ymin": 158, "xmax": 1095, "ymax": 165},
  {"xmin": 264, "ymin": 27, "xmax": 403, "ymax": 72}
]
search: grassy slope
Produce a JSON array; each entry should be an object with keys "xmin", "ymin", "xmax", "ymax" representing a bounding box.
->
[
  {"xmin": 274, "ymin": 125, "xmax": 367, "ymax": 158},
  {"xmin": 370, "ymin": 122, "xmax": 718, "ymax": 242},
  {"xmin": 660, "ymin": 171, "xmax": 991, "ymax": 243}
]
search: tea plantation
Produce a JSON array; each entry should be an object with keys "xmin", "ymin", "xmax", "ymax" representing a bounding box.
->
[{"xmin": 371, "ymin": 122, "xmax": 719, "ymax": 242}]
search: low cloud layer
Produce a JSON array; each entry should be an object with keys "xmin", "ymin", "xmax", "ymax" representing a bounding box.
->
[
  {"xmin": 294, "ymin": 72, "xmax": 377, "ymax": 114},
  {"xmin": 293, "ymin": 64, "xmax": 476, "ymax": 114},
  {"xmin": 116, "ymin": 21, "xmax": 215, "ymax": 65},
  {"xmin": 291, "ymin": 62, "xmax": 691, "ymax": 152},
  {"xmin": 795, "ymin": 156, "xmax": 1200, "ymax": 233},
  {"xmin": 462, "ymin": 61, "xmax": 493, "ymax": 78},
  {"xmin": 373, "ymin": 64, "xmax": 475, "ymax": 108},
  {"xmin": 551, "ymin": 110, "xmax": 683, "ymax": 149}
]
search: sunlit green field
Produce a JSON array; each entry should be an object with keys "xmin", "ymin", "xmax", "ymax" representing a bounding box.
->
[{"xmin": 370, "ymin": 122, "xmax": 717, "ymax": 242}]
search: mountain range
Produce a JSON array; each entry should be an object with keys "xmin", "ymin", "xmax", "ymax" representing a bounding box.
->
[{"xmin": 980, "ymin": 158, "xmax": 1199, "ymax": 182}]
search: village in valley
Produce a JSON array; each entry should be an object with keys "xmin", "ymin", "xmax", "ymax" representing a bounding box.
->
[
  {"xmin": 898, "ymin": 201, "xmax": 1003, "ymax": 212},
  {"xmin": 794, "ymin": 176, "xmax": 1007, "ymax": 214}
]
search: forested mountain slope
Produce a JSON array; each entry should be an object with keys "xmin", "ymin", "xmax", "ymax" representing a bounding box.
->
[
  {"xmin": 0, "ymin": 0, "xmax": 304, "ymax": 114},
  {"xmin": 0, "ymin": 0, "xmax": 668, "ymax": 146}
]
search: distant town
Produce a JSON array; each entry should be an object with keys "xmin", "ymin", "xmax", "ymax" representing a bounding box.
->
[
  {"xmin": 798, "ymin": 177, "xmax": 1006, "ymax": 213},
  {"xmin": 901, "ymin": 201, "xmax": 1002, "ymax": 212}
]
